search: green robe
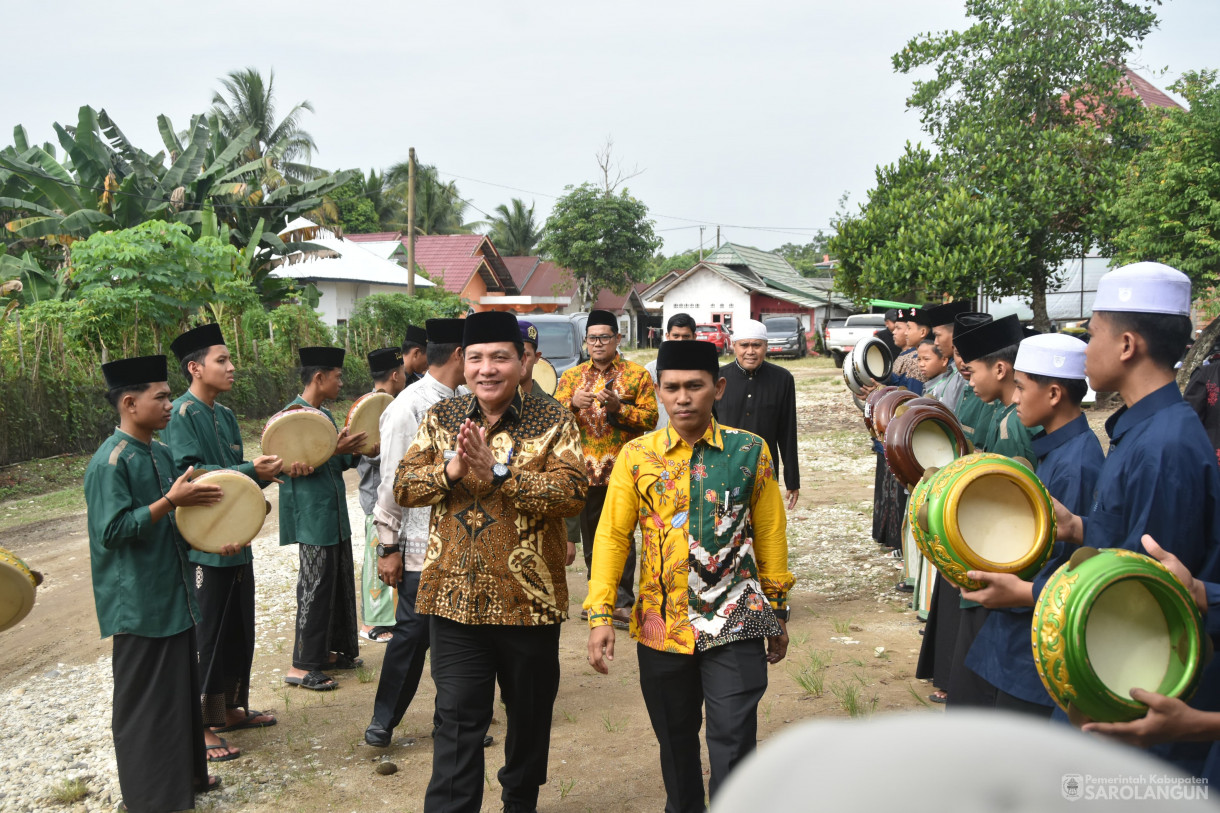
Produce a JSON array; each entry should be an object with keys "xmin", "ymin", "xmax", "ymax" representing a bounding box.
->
[
  {"xmin": 162, "ymin": 389, "xmax": 268, "ymax": 567},
  {"xmin": 85, "ymin": 429, "xmax": 199, "ymax": 639},
  {"xmin": 277, "ymin": 395, "xmax": 356, "ymax": 546},
  {"xmin": 956, "ymin": 386, "xmax": 996, "ymax": 449},
  {"xmin": 980, "ymin": 402, "xmax": 1037, "ymax": 462}
]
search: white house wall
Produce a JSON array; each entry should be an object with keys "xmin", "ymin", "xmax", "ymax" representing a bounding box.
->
[
  {"xmin": 309, "ymin": 281, "xmax": 419, "ymax": 326},
  {"xmin": 661, "ymin": 268, "xmax": 750, "ymax": 328}
]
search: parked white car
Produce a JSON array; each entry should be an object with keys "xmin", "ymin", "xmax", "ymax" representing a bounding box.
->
[{"xmin": 824, "ymin": 313, "xmax": 887, "ymax": 368}]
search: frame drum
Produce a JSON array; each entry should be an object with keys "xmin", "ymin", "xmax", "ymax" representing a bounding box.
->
[
  {"xmin": 863, "ymin": 386, "xmax": 900, "ymax": 437},
  {"xmin": 175, "ymin": 469, "xmax": 270, "ymax": 554},
  {"xmin": 851, "ymin": 336, "xmax": 893, "ymax": 385},
  {"xmin": 0, "ymin": 547, "xmax": 39, "ymax": 632},
  {"xmin": 843, "ymin": 360, "xmax": 866, "ymax": 397},
  {"xmin": 884, "ymin": 405, "xmax": 970, "ymax": 488},
  {"xmin": 871, "ymin": 389, "xmax": 918, "ymax": 443},
  {"xmin": 261, "ymin": 405, "xmax": 337, "ymax": 469},
  {"xmin": 1032, "ymin": 547, "xmax": 1207, "ymax": 723},
  {"xmin": 346, "ymin": 392, "xmax": 394, "ymax": 455},
  {"xmin": 533, "ymin": 358, "xmax": 558, "ymax": 395},
  {"xmin": 908, "ymin": 452, "xmax": 1054, "ymax": 590}
]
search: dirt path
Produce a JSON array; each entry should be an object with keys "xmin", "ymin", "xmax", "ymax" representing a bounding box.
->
[{"xmin": 1, "ymin": 358, "xmax": 934, "ymax": 812}]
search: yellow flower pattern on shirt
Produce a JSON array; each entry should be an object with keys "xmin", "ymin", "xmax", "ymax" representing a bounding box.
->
[{"xmin": 555, "ymin": 354, "xmax": 658, "ymax": 486}]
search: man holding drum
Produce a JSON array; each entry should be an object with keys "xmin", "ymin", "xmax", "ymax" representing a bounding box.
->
[
  {"xmin": 396, "ymin": 311, "xmax": 587, "ymax": 813},
  {"xmin": 356, "ymin": 347, "xmax": 409, "ymax": 645},
  {"xmin": 164, "ymin": 323, "xmax": 284, "ymax": 760},
  {"xmin": 961, "ymin": 332, "xmax": 1104, "ymax": 717},
  {"xmin": 966, "ymin": 262, "xmax": 1220, "ymax": 779},
  {"xmin": 586, "ymin": 339, "xmax": 794, "ymax": 813},
  {"xmin": 365, "ymin": 318, "xmax": 473, "ymax": 748},
  {"xmin": 86, "ymin": 355, "xmax": 226, "ymax": 811},
  {"xmin": 281, "ymin": 346, "xmax": 370, "ymax": 692}
]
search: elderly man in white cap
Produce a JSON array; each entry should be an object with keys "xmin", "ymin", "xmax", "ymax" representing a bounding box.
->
[{"xmin": 718, "ymin": 318, "xmax": 800, "ymax": 509}]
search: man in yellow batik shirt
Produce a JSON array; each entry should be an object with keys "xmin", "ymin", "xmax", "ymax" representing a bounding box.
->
[
  {"xmin": 556, "ymin": 309, "xmax": 658, "ymax": 627},
  {"xmin": 586, "ymin": 339, "xmax": 794, "ymax": 813}
]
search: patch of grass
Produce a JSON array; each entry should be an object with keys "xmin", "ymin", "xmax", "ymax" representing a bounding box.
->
[
  {"xmin": 0, "ymin": 453, "xmax": 90, "ymax": 503},
  {"xmin": 601, "ymin": 712, "xmax": 625, "ymax": 733},
  {"xmin": 847, "ymin": 656, "xmax": 866, "ymax": 667},
  {"xmin": 791, "ymin": 630, "xmax": 810, "ymax": 647},
  {"xmin": 831, "ymin": 680, "xmax": 878, "ymax": 718},
  {"xmin": 906, "ymin": 684, "xmax": 932, "ymax": 708},
  {"xmin": 355, "ymin": 665, "xmax": 377, "ymax": 683},
  {"xmin": 48, "ymin": 778, "xmax": 89, "ymax": 805},
  {"xmin": 788, "ymin": 650, "xmax": 829, "ymax": 697},
  {"xmin": 0, "ymin": 486, "xmax": 87, "ymax": 533},
  {"xmin": 831, "ymin": 617, "xmax": 854, "ymax": 634},
  {"xmin": 560, "ymin": 778, "xmax": 577, "ymax": 799},
  {"xmin": 561, "ymin": 709, "xmax": 577, "ymax": 723}
]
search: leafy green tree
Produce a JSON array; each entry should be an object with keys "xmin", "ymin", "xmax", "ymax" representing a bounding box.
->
[
  {"xmin": 384, "ymin": 162, "xmax": 479, "ymax": 235},
  {"xmin": 646, "ymin": 247, "xmax": 703, "ymax": 282},
  {"xmin": 1105, "ymin": 69, "xmax": 1220, "ymax": 384},
  {"xmin": 488, "ymin": 198, "xmax": 543, "ymax": 256},
  {"xmin": 210, "ymin": 67, "xmax": 319, "ymax": 187},
  {"xmin": 830, "ymin": 143, "xmax": 1024, "ymax": 305},
  {"xmin": 326, "ymin": 175, "xmax": 381, "ymax": 235},
  {"xmin": 893, "ymin": 0, "xmax": 1159, "ymax": 328},
  {"xmin": 538, "ymin": 182, "xmax": 661, "ymax": 310},
  {"xmin": 1106, "ymin": 69, "xmax": 1220, "ymax": 284}
]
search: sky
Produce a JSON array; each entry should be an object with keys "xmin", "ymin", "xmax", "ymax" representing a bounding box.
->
[{"xmin": 3, "ymin": 1, "xmax": 1217, "ymax": 256}]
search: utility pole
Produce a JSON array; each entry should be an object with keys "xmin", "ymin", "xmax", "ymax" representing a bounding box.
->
[
  {"xmin": 699, "ymin": 225, "xmax": 705, "ymax": 261},
  {"xmin": 407, "ymin": 147, "xmax": 417, "ymax": 296},
  {"xmin": 716, "ymin": 225, "xmax": 720, "ymax": 248}
]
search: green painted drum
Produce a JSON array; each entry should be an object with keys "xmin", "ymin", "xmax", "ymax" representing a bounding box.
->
[
  {"xmin": 907, "ymin": 452, "xmax": 1055, "ymax": 591},
  {"xmin": 1032, "ymin": 547, "xmax": 1207, "ymax": 724}
]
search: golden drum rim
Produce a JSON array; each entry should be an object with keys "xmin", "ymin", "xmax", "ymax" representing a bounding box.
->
[{"xmin": 942, "ymin": 461, "xmax": 1054, "ymax": 574}]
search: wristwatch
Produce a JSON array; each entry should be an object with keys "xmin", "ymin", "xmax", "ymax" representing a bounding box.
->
[
  {"xmin": 772, "ymin": 607, "xmax": 790, "ymax": 622},
  {"xmin": 491, "ymin": 462, "xmax": 511, "ymax": 486},
  {"xmin": 376, "ymin": 543, "xmax": 400, "ymax": 558}
]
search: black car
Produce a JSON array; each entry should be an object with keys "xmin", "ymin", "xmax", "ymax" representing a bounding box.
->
[
  {"xmin": 526, "ymin": 313, "xmax": 588, "ymax": 376},
  {"xmin": 764, "ymin": 316, "xmax": 807, "ymax": 358}
]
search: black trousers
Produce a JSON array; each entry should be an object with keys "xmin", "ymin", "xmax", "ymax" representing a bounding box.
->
[
  {"xmin": 915, "ymin": 574, "xmax": 962, "ymax": 690},
  {"xmin": 194, "ymin": 561, "xmax": 255, "ymax": 725},
  {"xmin": 637, "ymin": 639, "xmax": 768, "ymax": 813},
  {"xmin": 424, "ymin": 616, "xmax": 561, "ymax": 813},
  {"xmin": 293, "ymin": 541, "xmax": 359, "ymax": 671},
  {"xmin": 112, "ymin": 628, "xmax": 208, "ymax": 813},
  {"xmin": 946, "ymin": 605, "xmax": 997, "ymax": 708},
  {"xmin": 580, "ymin": 484, "xmax": 636, "ymax": 608},
  {"xmin": 369, "ymin": 570, "xmax": 435, "ymax": 732}
]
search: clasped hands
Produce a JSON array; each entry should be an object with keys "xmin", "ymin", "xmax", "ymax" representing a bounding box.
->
[
  {"xmin": 571, "ymin": 384, "xmax": 620, "ymax": 414},
  {"xmin": 445, "ymin": 419, "xmax": 499, "ymax": 484}
]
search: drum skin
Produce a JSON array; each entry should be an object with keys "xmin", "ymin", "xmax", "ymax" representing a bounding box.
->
[
  {"xmin": 0, "ymin": 547, "xmax": 38, "ymax": 632},
  {"xmin": 907, "ymin": 452, "xmax": 1054, "ymax": 591},
  {"xmin": 1032, "ymin": 547, "xmax": 1207, "ymax": 723},
  {"xmin": 261, "ymin": 405, "xmax": 338, "ymax": 468},
  {"xmin": 871, "ymin": 389, "xmax": 919, "ymax": 444},
  {"xmin": 533, "ymin": 358, "xmax": 558, "ymax": 395},
  {"xmin": 175, "ymin": 469, "xmax": 270, "ymax": 553},
  {"xmin": 884, "ymin": 405, "xmax": 970, "ymax": 488},
  {"xmin": 863, "ymin": 386, "xmax": 901, "ymax": 437},
  {"xmin": 851, "ymin": 336, "xmax": 893, "ymax": 384},
  {"xmin": 346, "ymin": 392, "xmax": 394, "ymax": 455}
]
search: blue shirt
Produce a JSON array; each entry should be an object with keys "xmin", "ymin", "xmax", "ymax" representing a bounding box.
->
[
  {"xmin": 885, "ymin": 349, "xmax": 925, "ymax": 395},
  {"xmin": 1048, "ymin": 384, "xmax": 1220, "ymax": 777},
  {"xmin": 966, "ymin": 412, "xmax": 1104, "ymax": 705}
]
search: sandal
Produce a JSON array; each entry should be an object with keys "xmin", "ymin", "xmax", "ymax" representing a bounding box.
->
[
  {"xmin": 360, "ymin": 627, "xmax": 394, "ymax": 643},
  {"xmin": 929, "ymin": 691, "xmax": 948, "ymax": 704},
  {"xmin": 206, "ymin": 737, "xmax": 241, "ymax": 763},
  {"xmin": 195, "ymin": 775, "xmax": 222, "ymax": 794},
  {"xmin": 329, "ymin": 654, "xmax": 364, "ymax": 670},
  {"xmin": 213, "ymin": 709, "xmax": 278, "ymax": 733},
  {"xmin": 284, "ymin": 670, "xmax": 339, "ymax": 691}
]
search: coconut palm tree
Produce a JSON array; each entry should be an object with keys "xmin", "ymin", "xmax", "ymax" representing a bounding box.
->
[
  {"xmin": 385, "ymin": 162, "xmax": 480, "ymax": 235},
  {"xmin": 210, "ymin": 67, "xmax": 319, "ymax": 187},
  {"xmin": 488, "ymin": 198, "xmax": 543, "ymax": 256}
]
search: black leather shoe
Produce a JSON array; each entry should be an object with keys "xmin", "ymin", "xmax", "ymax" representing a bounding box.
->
[
  {"xmin": 895, "ymin": 581, "xmax": 914, "ymax": 593},
  {"xmin": 484, "ymin": 734, "xmax": 494, "ymax": 747},
  {"xmin": 364, "ymin": 724, "xmax": 391, "ymax": 747}
]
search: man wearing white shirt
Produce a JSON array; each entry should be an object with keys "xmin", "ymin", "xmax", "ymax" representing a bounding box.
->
[{"xmin": 364, "ymin": 318, "xmax": 469, "ymax": 747}]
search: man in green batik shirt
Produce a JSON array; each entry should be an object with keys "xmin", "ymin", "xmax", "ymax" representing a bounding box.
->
[
  {"xmin": 86, "ymin": 354, "xmax": 225, "ymax": 812},
  {"xmin": 280, "ymin": 346, "xmax": 369, "ymax": 691},
  {"xmin": 164, "ymin": 323, "xmax": 283, "ymax": 762}
]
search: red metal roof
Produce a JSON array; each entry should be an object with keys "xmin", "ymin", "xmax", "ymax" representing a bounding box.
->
[
  {"xmin": 1121, "ymin": 68, "xmax": 1182, "ymax": 110},
  {"xmin": 502, "ymin": 256, "xmax": 541, "ymax": 289}
]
